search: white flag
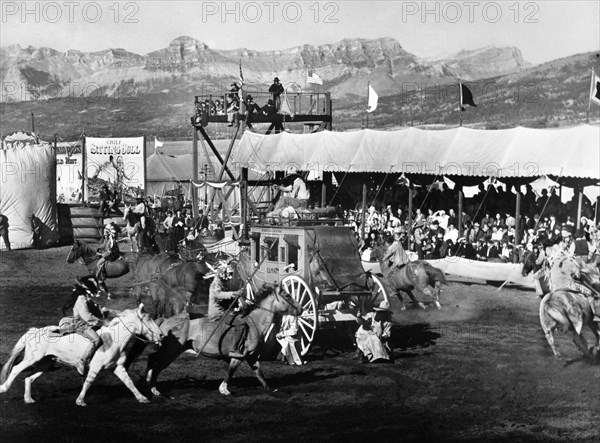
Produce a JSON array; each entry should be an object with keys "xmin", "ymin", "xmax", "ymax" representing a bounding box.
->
[
  {"xmin": 279, "ymin": 91, "xmax": 295, "ymax": 117},
  {"xmin": 154, "ymin": 137, "xmax": 164, "ymax": 151},
  {"xmin": 307, "ymin": 70, "xmax": 323, "ymax": 85},
  {"xmin": 367, "ymin": 85, "xmax": 378, "ymax": 113}
]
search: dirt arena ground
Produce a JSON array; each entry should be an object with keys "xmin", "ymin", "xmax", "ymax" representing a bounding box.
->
[{"xmin": 1, "ymin": 246, "xmax": 599, "ymax": 442}]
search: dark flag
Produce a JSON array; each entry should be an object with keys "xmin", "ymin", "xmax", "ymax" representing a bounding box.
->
[
  {"xmin": 590, "ymin": 70, "xmax": 600, "ymax": 107},
  {"xmin": 460, "ymin": 83, "xmax": 477, "ymax": 111}
]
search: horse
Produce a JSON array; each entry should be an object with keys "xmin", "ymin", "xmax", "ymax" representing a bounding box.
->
[
  {"xmin": 131, "ymin": 251, "xmax": 213, "ymax": 317},
  {"xmin": 0, "ymin": 304, "xmax": 164, "ymax": 406},
  {"xmin": 135, "ymin": 283, "xmax": 302, "ymax": 397},
  {"xmin": 539, "ymin": 289, "xmax": 600, "ymax": 362},
  {"xmin": 66, "ymin": 240, "xmax": 130, "ymax": 296},
  {"xmin": 123, "ymin": 205, "xmax": 142, "ymax": 252}
]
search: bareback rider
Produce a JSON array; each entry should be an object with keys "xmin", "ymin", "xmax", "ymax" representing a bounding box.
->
[
  {"xmin": 96, "ymin": 223, "xmax": 121, "ymax": 283},
  {"xmin": 71, "ymin": 278, "xmax": 109, "ymax": 375}
]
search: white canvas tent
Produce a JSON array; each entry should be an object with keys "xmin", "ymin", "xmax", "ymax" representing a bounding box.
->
[
  {"xmin": 232, "ymin": 125, "xmax": 600, "ymax": 180},
  {"xmin": 1, "ymin": 135, "xmax": 59, "ymax": 250}
]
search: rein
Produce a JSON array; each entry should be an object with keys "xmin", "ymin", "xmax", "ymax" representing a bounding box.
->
[{"xmin": 117, "ymin": 313, "xmax": 157, "ymax": 344}]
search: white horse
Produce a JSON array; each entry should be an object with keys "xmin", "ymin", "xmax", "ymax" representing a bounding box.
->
[
  {"xmin": 0, "ymin": 304, "xmax": 163, "ymax": 406},
  {"xmin": 123, "ymin": 205, "xmax": 141, "ymax": 252}
]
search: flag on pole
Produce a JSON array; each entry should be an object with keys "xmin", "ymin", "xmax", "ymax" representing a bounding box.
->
[
  {"xmin": 589, "ymin": 69, "xmax": 600, "ymax": 108},
  {"xmin": 238, "ymin": 60, "xmax": 245, "ymax": 86},
  {"xmin": 367, "ymin": 84, "xmax": 378, "ymax": 113},
  {"xmin": 154, "ymin": 137, "xmax": 164, "ymax": 153},
  {"xmin": 460, "ymin": 83, "xmax": 477, "ymax": 111},
  {"xmin": 307, "ymin": 70, "xmax": 323, "ymax": 85}
]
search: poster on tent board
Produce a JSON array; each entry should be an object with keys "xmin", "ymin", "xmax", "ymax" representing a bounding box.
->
[
  {"xmin": 56, "ymin": 142, "xmax": 83, "ymax": 204},
  {"xmin": 84, "ymin": 136, "xmax": 146, "ymax": 205}
]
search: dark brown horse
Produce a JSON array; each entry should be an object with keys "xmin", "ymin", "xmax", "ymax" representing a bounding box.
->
[
  {"xmin": 372, "ymin": 245, "xmax": 446, "ymax": 309},
  {"xmin": 138, "ymin": 283, "xmax": 302, "ymax": 397},
  {"xmin": 66, "ymin": 240, "xmax": 130, "ymax": 296}
]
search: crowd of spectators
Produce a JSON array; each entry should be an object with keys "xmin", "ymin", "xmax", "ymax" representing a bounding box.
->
[{"xmin": 345, "ymin": 183, "xmax": 600, "ymax": 264}]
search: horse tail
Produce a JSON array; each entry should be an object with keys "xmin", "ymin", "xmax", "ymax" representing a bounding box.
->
[
  {"xmin": 539, "ymin": 292, "xmax": 574, "ymax": 334},
  {"xmin": 0, "ymin": 329, "xmax": 30, "ymax": 384},
  {"xmin": 422, "ymin": 262, "xmax": 447, "ymax": 285}
]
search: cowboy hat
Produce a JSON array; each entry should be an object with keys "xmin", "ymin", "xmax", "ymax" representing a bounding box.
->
[
  {"xmin": 286, "ymin": 165, "xmax": 299, "ymax": 177},
  {"xmin": 273, "ymin": 77, "xmax": 280, "ymax": 82},
  {"xmin": 373, "ymin": 300, "xmax": 392, "ymax": 312}
]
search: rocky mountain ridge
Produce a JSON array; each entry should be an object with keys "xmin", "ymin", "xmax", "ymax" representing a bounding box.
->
[{"xmin": 0, "ymin": 36, "xmax": 530, "ymax": 103}]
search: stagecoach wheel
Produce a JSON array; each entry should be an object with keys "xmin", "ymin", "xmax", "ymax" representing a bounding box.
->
[
  {"xmin": 350, "ymin": 274, "xmax": 390, "ymax": 312},
  {"xmin": 281, "ymin": 275, "xmax": 318, "ymax": 357}
]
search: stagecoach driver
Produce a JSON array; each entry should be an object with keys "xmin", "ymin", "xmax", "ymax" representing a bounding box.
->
[{"xmin": 273, "ymin": 166, "xmax": 310, "ymax": 211}]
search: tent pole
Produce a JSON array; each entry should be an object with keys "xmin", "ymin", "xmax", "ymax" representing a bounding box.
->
[
  {"xmin": 361, "ymin": 183, "xmax": 367, "ymax": 241},
  {"xmin": 576, "ymin": 187, "xmax": 583, "ymax": 229},
  {"xmin": 192, "ymin": 127, "xmax": 199, "ymax": 217},
  {"xmin": 457, "ymin": 190, "xmax": 464, "ymax": 238},
  {"xmin": 407, "ymin": 187, "xmax": 413, "ymax": 252},
  {"xmin": 515, "ymin": 190, "xmax": 521, "ymax": 246}
]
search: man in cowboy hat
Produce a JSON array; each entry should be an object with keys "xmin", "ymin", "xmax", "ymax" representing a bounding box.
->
[
  {"xmin": 273, "ymin": 166, "xmax": 310, "ymax": 211},
  {"xmin": 71, "ymin": 276, "xmax": 108, "ymax": 375},
  {"xmin": 244, "ymin": 94, "xmax": 262, "ymax": 130},
  {"xmin": 382, "ymin": 231, "xmax": 410, "ymax": 271},
  {"xmin": 208, "ymin": 261, "xmax": 248, "ymax": 358},
  {"xmin": 268, "ymin": 77, "xmax": 284, "ymax": 110},
  {"xmin": 355, "ymin": 300, "xmax": 393, "ymax": 362}
]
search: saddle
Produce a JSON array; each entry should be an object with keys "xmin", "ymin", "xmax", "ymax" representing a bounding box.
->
[{"xmin": 195, "ymin": 313, "xmax": 249, "ymax": 357}]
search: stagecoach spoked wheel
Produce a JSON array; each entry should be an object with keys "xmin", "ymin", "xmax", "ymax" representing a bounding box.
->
[
  {"xmin": 281, "ymin": 275, "xmax": 318, "ymax": 356},
  {"xmin": 351, "ymin": 274, "xmax": 390, "ymax": 312}
]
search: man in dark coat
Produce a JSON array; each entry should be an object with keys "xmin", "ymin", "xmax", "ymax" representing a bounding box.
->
[{"xmin": 268, "ymin": 77, "xmax": 284, "ymax": 110}]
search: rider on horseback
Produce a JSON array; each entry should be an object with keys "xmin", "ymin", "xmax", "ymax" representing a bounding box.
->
[
  {"xmin": 208, "ymin": 261, "xmax": 248, "ymax": 358},
  {"xmin": 382, "ymin": 230, "xmax": 410, "ymax": 272},
  {"xmin": 72, "ymin": 278, "xmax": 109, "ymax": 375},
  {"xmin": 95, "ymin": 223, "xmax": 121, "ymax": 284},
  {"xmin": 208, "ymin": 262, "xmax": 246, "ymax": 321}
]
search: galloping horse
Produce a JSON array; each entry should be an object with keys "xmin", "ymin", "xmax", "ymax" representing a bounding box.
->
[
  {"xmin": 372, "ymin": 245, "xmax": 447, "ymax": 309},
  {"xmin": 123, "ymin": 205, "xmax": 142, "ymax": 252},
  {"xmin": 0, "ymin": 304, "xmax": 164, "ymax": 406},
  {"xmin": 66, "ymin": 240, "xmax": 130, "ymax": 295},
  {"xmin": 539, "ymin": 289, "xmax": 599, "ymax": 362},
  {"xmin": 137, "ymin": 284, "xmax": 302, "ymax": 397}
]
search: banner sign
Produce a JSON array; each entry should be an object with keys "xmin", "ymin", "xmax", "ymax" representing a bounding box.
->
[
  {"xmin": 56, "ymin": 142, "xmax": 83, "ymax": 204},
  {"xmin": 84, "ymin": 136, "xmax": 145, "ymax": 205}
]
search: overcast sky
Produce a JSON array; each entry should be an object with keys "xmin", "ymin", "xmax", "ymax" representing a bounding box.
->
[{"xmin": 1, "ymin": 1, "xmax": 598, "ymax": 65}]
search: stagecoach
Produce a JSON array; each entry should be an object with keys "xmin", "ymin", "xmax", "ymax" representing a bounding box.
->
[{"xmin": 239, "ymin": 218, "xmax": 390, "ymax": 356}]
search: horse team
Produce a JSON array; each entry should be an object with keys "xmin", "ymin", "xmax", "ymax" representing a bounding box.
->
[{"xmin": 1, "ymin": 236, "xmax": 599, "ymax": 406}]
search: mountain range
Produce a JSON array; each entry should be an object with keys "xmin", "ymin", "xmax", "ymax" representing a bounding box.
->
[
  {"xmin": 0, "ymin": 36, "xmax": 531, "ymax": 103},
  {"xmin": 0, "ymin": 36, "xmax": 598, "ymax": 138}
]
